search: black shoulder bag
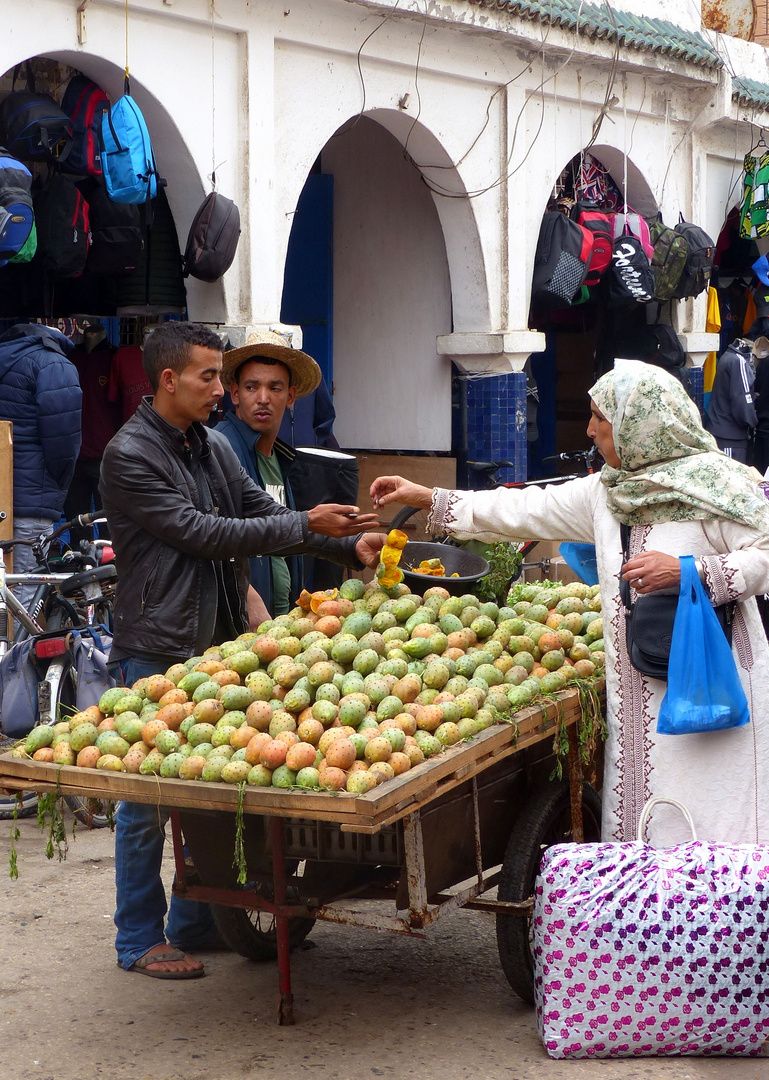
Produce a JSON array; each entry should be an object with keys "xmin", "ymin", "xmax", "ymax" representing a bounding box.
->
[{"xmin": 619, "ymin": 524, "xmax": 733, "ymax": 681}]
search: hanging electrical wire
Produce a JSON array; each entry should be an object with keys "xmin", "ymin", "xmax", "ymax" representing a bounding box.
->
[
  {"xmin": 401, "ymin": 2, "xmax": 430, "ymax": 159},
  {"xmin": 333, "ymin": 0, "xmax": 403, "ymax": 140}
]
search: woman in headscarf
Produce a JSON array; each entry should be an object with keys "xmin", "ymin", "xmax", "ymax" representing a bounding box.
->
[{"xmin": 371, "ymin": 360, "xmax": 769, "ymax": 847}]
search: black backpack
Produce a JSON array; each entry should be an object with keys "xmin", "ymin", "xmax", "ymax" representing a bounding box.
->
[
  {"xmin": 607, "ymin": 226, "xmax": 655, "ymax": 305},
  {"xmin": 77, "ymin": 177, "xmax": 143, "ymax": 275},
  {"xmin": 182, "ymin": 191, "xmax": 241, "ymax": 282},
  {"xmin": 60, "ymin": 73, "xmax": 110, "ymax": 177},
  {"xmin": 33, "ymin": 172, "xmax": 90, "ymax": 278},
  {"xmin": 531, "ymin": 211, "xmax": 594, "ymax": 307},
  {"xmin": 612, "ymin": 322, "xmax": 691, "ymax": 391},
  {"xmin": 671, "ymin": 215, "xmax": 715, "ymax": 299},
  {"xmin": 0, "ymin": 62, "xmax": 73, "ymax": 165}
]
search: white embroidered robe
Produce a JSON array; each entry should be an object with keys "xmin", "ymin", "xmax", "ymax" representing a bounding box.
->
[{"xmin": 429, "ymin": 473, "xmax": 769, "ymax": 846}]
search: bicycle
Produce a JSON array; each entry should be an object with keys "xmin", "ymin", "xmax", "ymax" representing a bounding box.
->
[{"xmin": 0, "ymin": 511, "xmax": 118, "ymax": 827}]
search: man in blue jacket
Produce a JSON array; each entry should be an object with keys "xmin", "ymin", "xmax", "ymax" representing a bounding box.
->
[
  {"xmin": 217, "ymin": 330, "xmax": 320, "ymax": 616},
  {"xmin": 0, "ymin": 324, "xmax": 82, "ymax": 610}
]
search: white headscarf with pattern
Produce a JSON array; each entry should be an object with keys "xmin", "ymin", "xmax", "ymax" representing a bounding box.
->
[{"xmin": 589, "ymin": 359, "xmax": 769, "ymax": 530}]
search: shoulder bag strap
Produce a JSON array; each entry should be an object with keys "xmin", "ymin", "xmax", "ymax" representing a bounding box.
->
[{"xmin": 619, "ymin": 522, "xmax": 633, "ymax": 611}]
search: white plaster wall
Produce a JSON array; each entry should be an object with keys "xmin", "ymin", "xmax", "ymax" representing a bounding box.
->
[
  {"xmin": 321, "ymin": 118, "xmax": 453, "ymax": 450},
  {"xmin": 2, "ymin": 0, "xmax": 768, "ymax": 425}
]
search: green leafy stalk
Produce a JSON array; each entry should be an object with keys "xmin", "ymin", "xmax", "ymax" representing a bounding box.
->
[
  {"xmin": 37, "ymin": 785, "xmax": 68, "ymax": 863},
  {"xmin": 472, "ymin": 542, "xmax": 524, "ymax": 606},
  {"xmin": 548, "ymin": 694, "xmax": 569, "ymax": 781},
  {"xmin": 8, "ymin": 796, "xmax": 20, "ymax": 880},
  {"xmin": 233, "ymin": 782, "xmax": 247, "ymax": 886}
]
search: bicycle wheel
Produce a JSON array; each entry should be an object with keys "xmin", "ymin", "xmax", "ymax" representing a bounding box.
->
[
  {"xmin": 45, "ymin": 606, "xmax": 118, "ymax": 830},
  {"xmin": 390, "ymin": 505, "xmax": 448, "ymax": 543}
]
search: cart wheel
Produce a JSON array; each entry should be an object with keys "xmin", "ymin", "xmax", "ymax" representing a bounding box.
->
[
  {"xmin": 0, "ymin": 790, "xmax": 39, "ymax": 820},
  {"xmin": 211, "ymin": 870, "xmax": 316, "ymax": 962},
  {"xmin": 496, "ymin": 779, "xmax": 601, "ymax": 1005}
]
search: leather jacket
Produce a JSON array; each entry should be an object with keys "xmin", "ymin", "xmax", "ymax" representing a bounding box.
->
[{"xmin": 100, "ymin": 399, "xmax": 361, "ymax": 659}]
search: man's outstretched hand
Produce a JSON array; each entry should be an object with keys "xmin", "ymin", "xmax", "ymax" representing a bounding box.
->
[
  {"xmin": 355, "ymin": 532, "xmax": 387, "ymax": 568},
  {"xmin": 307, "ymin": 504, "xmax": 381, "ymax": 538}
]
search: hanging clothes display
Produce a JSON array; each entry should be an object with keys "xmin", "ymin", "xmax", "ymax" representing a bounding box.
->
[
  {"xmin": 703, "ymin": 286, "xmax": 721, "ymax": 395},
  {"xmin": 739, "ymin": 150, "xmax": 769, "ymax": 240}
]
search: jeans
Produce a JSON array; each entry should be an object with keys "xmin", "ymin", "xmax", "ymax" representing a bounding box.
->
[
  {"xmin": 111, "ymin": 655, "xmax": 218, "ymax": 969},
  {"xmin": 11, "ymin": 516, "xmax": 54, "ymax": 618}
]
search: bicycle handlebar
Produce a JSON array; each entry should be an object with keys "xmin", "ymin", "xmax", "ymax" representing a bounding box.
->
[{"xmin": 47, "ymin": 510, "xmax": 103, "ymax": 544}]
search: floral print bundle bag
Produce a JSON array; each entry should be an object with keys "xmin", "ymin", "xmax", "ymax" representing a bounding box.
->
[{"xmin": 534, "ymin": 798, "xmax": 769, "ymax": 1059}]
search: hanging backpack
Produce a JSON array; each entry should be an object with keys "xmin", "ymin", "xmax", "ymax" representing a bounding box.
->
[
  {"xmin": 60, "ymin": 73, "xmax": 110, "ymax": 177},
  {"xmin": 0, "ymin": 62, "xmax": 73, "ymax": 165},
  {"xmin": 99, "ymin": 78, "xmax": 162, "ymax": 205},
  {"xmin": 78, "ymin": 176, "xmax": 143, "ymax": 275},
  {"xmin": 570, "ymin": 201, "xmax": 613, "ymax": 287},
  {"xmin": 671, "ymin": 215, "xmax": 715, "ymax": 300},
  {"xmin": 649, "ymin": 215, "xmax": 688, "ymax": 301},
  {"xmin": 609, "ymin": 211, "xmax": 654, "ymax": 260},
  {"xmin": 33, "ymin": 172, "xmax": 90, "ymax": 278},
  {"xmin": 0, "ymin": 149, "xmax": 34, "ymax": 267},
  {"xmin": 182, "ymin": 191, "xmax": 241, "ymax": 282},
  {"xmin": 531, "ymin": 211, "xmax": 594, "ymax": 307},
  {"xmin": 607, "ymin": 225, "xmax": 655, "ymax": 305}
]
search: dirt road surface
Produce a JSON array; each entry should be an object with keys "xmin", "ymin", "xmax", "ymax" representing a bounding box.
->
[{"xmin": 1, "ymin": 810, "xmax": 766, "ymax": 1080}]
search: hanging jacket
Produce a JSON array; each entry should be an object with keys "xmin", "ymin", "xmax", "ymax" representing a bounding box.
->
[
  {"xmin": 705, "ymin": 343, "xmax": 757, "ymax": 444},
  {"xmin": 216, "ymin": 411, "xmax": 304, "ymax": 613},
  {"xmin": 115, "ymin": 188, "xmax": 186, "ymax": 313},
  {"xmin": 0, "ymin": 323, "xmax": 82, "ymax": 519}
]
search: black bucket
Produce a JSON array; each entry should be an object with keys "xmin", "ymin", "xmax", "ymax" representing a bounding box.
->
[{"xmin": 399, "ymin": 542, "xmax": 489, "ymax": 597}]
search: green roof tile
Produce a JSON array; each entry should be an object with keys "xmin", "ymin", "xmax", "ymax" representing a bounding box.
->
[
  {"xmin": 733, "ymin": 76, "xmax": 769, "ymax": 111},
  {"xmin": 470, "ymin": 0, "xmax": 722, "ymax": 69}
]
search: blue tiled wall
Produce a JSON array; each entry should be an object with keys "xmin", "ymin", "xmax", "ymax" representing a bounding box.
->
[
  {"xmin": 688, "ymin": 365, "xmax": 704, "ymax": 417},
  {"xmin": 466, "ymin": 372, "xmax": 527, "ymax": 486}
]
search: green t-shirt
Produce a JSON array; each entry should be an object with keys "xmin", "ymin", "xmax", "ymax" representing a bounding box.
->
[{"xmin": 255, "ymin": 448, "xmax": 292, "ymax": 615}]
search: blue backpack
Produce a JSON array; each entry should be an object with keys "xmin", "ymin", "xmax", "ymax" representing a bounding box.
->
[
  {"xmin": 0, "ymin": 149, "xmax": 34, "ymax": 268},
  {"xmin": 99, "ymin": 79, "xmax": 161, "ymax": 205}
]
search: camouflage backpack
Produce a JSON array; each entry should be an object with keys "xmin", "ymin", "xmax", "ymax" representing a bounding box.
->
[{"xmin": 650, "ymin": 217, "xmax": 687, "ymax": 301}]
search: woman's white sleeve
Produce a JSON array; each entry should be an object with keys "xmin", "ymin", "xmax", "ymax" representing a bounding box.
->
[
  {"xmin": 428, "ymin": 475, "xmax": 599, "ymax": 545},
  {"xmin": 700, "ymin": 519, "xmax": 769, "ymax": 603}
]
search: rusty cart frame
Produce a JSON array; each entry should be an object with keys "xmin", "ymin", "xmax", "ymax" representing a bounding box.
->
[{"xmin": 0, "ymin": 686, "xmax": 603, "ymax": 1024}]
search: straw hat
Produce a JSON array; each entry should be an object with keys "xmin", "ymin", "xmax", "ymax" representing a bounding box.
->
[
  {"xmin": 753, "ymin": 336, "xmax": 769, "ymax": 360},
  {"xmin": 221, "ymin": 329, "xmax": 321, "ymax": 398}
]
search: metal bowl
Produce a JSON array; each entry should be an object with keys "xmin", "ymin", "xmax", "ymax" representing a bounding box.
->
[{"xmin": 399, "ymin": 542, "xmax": 490, "ymax": 597}]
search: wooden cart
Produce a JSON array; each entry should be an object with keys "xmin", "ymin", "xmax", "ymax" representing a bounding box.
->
[{"xmin": 0, "ymin": 686, "xmax": 603, "ymax": 1023}]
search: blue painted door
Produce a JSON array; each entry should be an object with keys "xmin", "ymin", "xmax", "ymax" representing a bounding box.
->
[{"xmin": 280, "ymin": 174, "xmax": 334, "ymax": 383}]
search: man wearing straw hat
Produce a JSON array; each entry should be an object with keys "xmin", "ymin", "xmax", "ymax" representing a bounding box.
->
[
  {"xmin": 217, "ymin": 329, "xmax": 325, "ymax": 618},
  {"xmin": 100, "ymin": 321, "xmax": 383, "ymax": 979}
]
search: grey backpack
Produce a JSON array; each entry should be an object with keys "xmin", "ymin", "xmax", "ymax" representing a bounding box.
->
[{"xmin": 183, "ymin": 191, "xmax": 240, "ymax": 282}]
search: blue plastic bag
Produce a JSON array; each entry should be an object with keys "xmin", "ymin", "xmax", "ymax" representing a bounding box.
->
[{"xmin": 657, "ymin": 556, "xmax": 750, "ymax": 734}]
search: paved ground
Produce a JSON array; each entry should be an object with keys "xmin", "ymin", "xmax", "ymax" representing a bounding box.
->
[{"xmin": 1, "ymin": 810, "xmax": 767, "ymax": 1080}]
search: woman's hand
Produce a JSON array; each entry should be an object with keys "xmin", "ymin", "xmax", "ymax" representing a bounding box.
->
[
  {"xmin": 370, "ymin": 475, "xmax": 434, "ymax": 510},
  {"xmin": 621, "ymin": 551, "xmax": 681, "ymax": 594}
]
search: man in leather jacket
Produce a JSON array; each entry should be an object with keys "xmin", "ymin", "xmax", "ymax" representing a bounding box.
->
[{"xmin": 100, "ymin": 321, "xmax": 383, "ymax": 979}]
